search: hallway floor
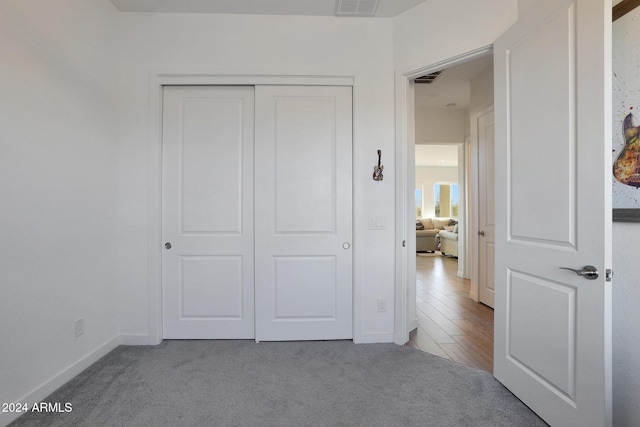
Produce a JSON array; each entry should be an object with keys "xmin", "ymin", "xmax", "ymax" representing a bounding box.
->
[{"xmin": 407, "ymin": 253, "xmax": 494, "ymax": 372}]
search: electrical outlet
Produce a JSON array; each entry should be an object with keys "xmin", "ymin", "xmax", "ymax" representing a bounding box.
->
[
  {"xmin": 74, "ymin": 318, "xmax": 84, "ymax": 337},
  {"xmin": 377, "ymin": 299, "xmax": 386, "ymax": 312}
]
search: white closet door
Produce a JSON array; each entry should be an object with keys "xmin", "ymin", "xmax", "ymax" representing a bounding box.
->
[
  {"xmin": 477, "ymin": 109, "xmax": 495, "ymax": 308},
  {"xmin": 254, "ymin": 85, "xmax": 353, "ymax": 341},
  {"xmin": 162, "ymin": 86, "xmax": 255, "ymax": 339}
]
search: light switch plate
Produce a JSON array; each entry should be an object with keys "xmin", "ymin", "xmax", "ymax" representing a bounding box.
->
[{"xmin": 368, "ymin": 216, "xmax": 387, "ymax": 230}]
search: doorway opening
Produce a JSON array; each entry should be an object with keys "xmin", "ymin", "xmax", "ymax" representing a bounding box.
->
[{"xmin": 400, "ymin": 51, "xmax": 495, "ymax": 372}]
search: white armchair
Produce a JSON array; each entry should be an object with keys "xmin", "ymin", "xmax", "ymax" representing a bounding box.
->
[{"xmin": 439, "ymin": 225, "xmax": 458, "ymax": 257}]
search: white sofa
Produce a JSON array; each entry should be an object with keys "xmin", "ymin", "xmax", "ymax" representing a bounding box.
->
[
  {"xmin": 439, "ymin": 225, "xmax": 459, "ymax": 257},
  {"xmin": 416, "ymin": 218, "xmax": 456, "ymax": 253},
  {"xmin": 416, "ymin": 226, "xmax": 438, "ymax": 252}
]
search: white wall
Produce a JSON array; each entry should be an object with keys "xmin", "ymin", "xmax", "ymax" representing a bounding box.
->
[
  {"xmin": 612, "ymin": 224, "xmax": 640, "ymax": 426},
  {"xmin": 470, "ymin": 63, "xmax": 494, "ymax": 115},
  {"xmin": 0, "ymin": 0, "xmax": 120, "ymax": 424},
  {"xmin": 416, "ymin": 165, "xmax": 459, "ymax": 219},
  {"xmin": 612, "ymin": 9, "xmax": 640, "ymax": 426},
  {"xmin": 393, "ymin": 0, "xmax": 518, "ymax": 72},
  {"xmin": 415, "ymin": 108, "xmax": 468, "ymax": 144},
  {"xmin": 116, "ymin": 13, "xmax": 396, "ymax": 343}
]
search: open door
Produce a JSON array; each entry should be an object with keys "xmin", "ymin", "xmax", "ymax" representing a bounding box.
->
[{"xmin": 493, "ymin": 0, "xmax": 612, "ymax": 426}]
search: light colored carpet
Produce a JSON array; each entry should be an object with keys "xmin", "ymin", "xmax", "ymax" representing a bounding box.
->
[{"xmin": 10, "ymin": 340, "xmax": 547, "ymax": 427}]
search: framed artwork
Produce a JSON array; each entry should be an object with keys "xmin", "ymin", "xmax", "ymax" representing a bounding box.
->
[{"xmin": 613, "ymin": 0, "xmax": 640, "ymax": 221}]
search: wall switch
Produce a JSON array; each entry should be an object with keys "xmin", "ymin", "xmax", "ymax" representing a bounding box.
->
[
  {"xmin": 377, "ymin": 299, "xmax": 387, "ymax": 312},
  {"xmin": 368, "ymin": 216, "xmax": 387, "ymax": 230},
  {"xmin": 74, "ymin": 318, "xmax": 84, "ymax": 337}
]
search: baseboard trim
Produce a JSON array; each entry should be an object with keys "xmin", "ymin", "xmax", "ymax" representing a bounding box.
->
[
  {"xmin": 119, "ymin": 334, "xmax": 151, "ymax": 345},
  {"xmin": 1, "ymin": 336, "xmax": 120, "ymax": 427},
  {"xmin": 469, "ymin": 290, "xmax": 478, "ymax": 302},
  {"xmin": 457, "ymin": 270, "xmax": 465, "ymax": 278},
  {"xmin": 408, "ymin": 318, "xmax": 418, "ymax": 332},
  {"xmin": 354, "ymin": 331, "xmax": 395, "ymax": 344}
]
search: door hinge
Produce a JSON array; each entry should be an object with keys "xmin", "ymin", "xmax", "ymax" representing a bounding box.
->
[{"xmin": 606, "ymin": 269, "xmax": 613, "ymax": 282}]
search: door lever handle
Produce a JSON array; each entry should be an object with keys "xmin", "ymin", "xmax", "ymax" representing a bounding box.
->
[{"xmin": 559, "ymin": 265, "xmax": 599, "ymax": 280}]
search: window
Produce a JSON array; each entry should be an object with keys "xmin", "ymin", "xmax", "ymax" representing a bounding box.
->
[
  {"xmin": 451, "ymin": 184, "xmax": 459, "ymax": 217},
  {"xmin": 415, "ymin": 188, "xmax": 423, "ymax": 217},
  {"xmin": 434, "ymin": 183, "xmax": 458, "ymax": 218}
]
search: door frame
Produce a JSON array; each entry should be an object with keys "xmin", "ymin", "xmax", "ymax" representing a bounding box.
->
[
  {"xmin": 146, "ymin": 72, "xmax": 355, "ymax": 345},
  {"xmin": 394, "ymin": 46, "xmax": 493, "ymax": 344}
]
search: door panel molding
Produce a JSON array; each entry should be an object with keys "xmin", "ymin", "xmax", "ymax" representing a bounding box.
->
[
  {"xmin": 179, "ymin": 255, "xmax": 245, "ymax": 319},
  {"xmin": 505, "ymin": 4, "xmax": 578, "ymax": 249},
  {"xmin": 506, "ymin": 269, "xmax": 577, "ymax": 402},
  {"xmin": 273, "ymin": 255, "xmax": 338, "ymax": 320}
]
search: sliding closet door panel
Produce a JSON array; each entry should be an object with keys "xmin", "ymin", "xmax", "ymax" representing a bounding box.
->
[
  {"xmin": 162, "ymin": 86, "xmax": 255, "ymax": 339},
  {"xmin": 254, "ymin": 85, "xmax": 353, "ymax": 341},
  {"xmin": 273, "ymin": 97, "xmax": 336, "ymax": 233}
]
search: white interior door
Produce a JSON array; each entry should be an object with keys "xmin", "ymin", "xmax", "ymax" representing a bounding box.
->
[
  {"xmin": 477, "ymin": 109, "xmax": 495, "ymax": 308},
  {"xmin": 493, "ymin": 0, "xmax": 612, "ymax": 425},
  {"xmin": 162, "ymin": 86, "xmax": 255, "ymax": 339},
  {"xmin": 254, "ymin": 85, "xmax": 353, "ymax": 341}
]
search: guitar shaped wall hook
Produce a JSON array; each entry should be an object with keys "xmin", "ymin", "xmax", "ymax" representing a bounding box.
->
[
  {"xmin": 614, "ymin": 113, "xmax": 640, "ymax": 187},
  {"xmin": 373, "ymin": 150, "xmax": 384, "ymax": 181}
]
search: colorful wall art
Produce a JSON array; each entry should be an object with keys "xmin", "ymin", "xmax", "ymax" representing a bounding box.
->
[{"xmin": 613, "ymin": 3, "xmax": 640, "ymax": 221}]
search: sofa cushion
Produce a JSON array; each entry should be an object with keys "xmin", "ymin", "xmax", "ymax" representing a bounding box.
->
[
  {"xmin": 443, "ymin": 225, "xmax": 455, "ymax": 232},
  {"xmin": 433, "ymin": 218, "xmax": 450, "ymax": 230},
  {"xmin": 418, "ymin": 218, "xmax": 434, "ymax": 229},
  {"xmin": 453, "ymin": 223, "xmax": 458, "ymax": 233}
]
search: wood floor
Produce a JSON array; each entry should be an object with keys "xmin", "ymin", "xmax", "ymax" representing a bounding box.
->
[{"xmin": 407, "ymin": 253, "xmax": 494, "ymax": 373}]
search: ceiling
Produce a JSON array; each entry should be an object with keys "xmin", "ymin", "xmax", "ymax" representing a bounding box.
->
[
  {"xmin": 109, "ymin": 0, "xmax": 428, "ymax": 17},
  {"xmin": 415, "ymin": 54, "xmax": 493, "ymax": 110},
  {"xmin": 415, "ymin": 145, "xmax": 458, "ymax": 168}
]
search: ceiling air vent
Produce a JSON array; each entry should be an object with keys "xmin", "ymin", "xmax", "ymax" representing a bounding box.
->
[
  {"xmin": 415, "ymin": 71, "xmax": 443, "ymax": 84},
  {"xmin": 336, "ymin": 0, "xmax": 380, "ymax": 16}
]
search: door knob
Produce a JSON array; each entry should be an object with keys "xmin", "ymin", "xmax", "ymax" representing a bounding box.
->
[
  {"xmin": 165, "ymin": 242, "xmax": 172, "ymax": 249},
  {"xmin": 559, "ymin": 265, "xmax": 598, "ymax": 280},
  {"xmin": 478, "ymin": 231, "xmax": 485, "ymax": 236}
]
